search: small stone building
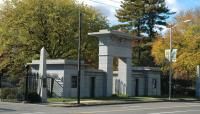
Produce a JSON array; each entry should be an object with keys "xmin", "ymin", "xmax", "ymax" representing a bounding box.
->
[
  {"xmin": 28, "ymin": 29, "xmax": 161, "ymax": 98},
  {"xmin": 113, "ymin": 67, "xmax": 161, "ymax": 96},
  {"xmin": 29, "ymin": 59, "xmax": 106, "ymax": 98}
]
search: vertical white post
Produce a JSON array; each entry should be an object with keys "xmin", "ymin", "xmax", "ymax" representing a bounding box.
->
[{"xmin": 38, "ymin": 47, "xmax": 47, "ymax": 103}]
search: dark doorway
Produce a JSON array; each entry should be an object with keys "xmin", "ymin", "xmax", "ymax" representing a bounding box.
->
[
  {"xmin": 90, "ymin": 77, "xmax": 95, "ymax": 98},
  {"xmin": 135, "ymin": 79, "xmax": 139, "ymax": 96}
]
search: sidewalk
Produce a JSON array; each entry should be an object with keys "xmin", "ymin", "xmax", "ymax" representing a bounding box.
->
[{"xmin": 48, "ymin": 97, "xmax": 200, "ymax": 107}]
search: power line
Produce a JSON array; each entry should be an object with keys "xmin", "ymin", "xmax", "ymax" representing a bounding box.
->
[
  {"xmin": 109, "ymin": 0, "xmax": 121, "ymax": 4},
  {"xmin": 88, "ymin": 0, "xmax": 121, "ymax": 9}
]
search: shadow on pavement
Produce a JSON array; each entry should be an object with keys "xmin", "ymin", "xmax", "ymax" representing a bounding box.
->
[{"xmin": 0, "ymin": 108, "xmax": 16, "ymax": 112}]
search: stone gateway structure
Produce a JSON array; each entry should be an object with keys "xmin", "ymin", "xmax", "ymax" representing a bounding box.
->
[
  {"xmin": 88, "ymin": 30, "xmax": 132, "ymax": 96},
  {"xmin": 29, "ymin": 30, "xmax": 161, "ymax": 98}
]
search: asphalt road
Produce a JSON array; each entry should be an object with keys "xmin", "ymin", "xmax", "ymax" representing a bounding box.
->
[{"xmin": 1, "ymin": 101, "xmax": 200, "ymax": 114}]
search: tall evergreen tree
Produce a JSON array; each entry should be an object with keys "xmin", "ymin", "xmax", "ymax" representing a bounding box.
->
[
  {"xmin": 116, "ymin": 0, "xmax": 145, "ymax": 36},
  {"xmin": 115, "ymin": 0, "xmax": 173, "ymax": 66},
  {"xmin": 116, "ymin": 0, "xmax": 173, "ymax": 39}
]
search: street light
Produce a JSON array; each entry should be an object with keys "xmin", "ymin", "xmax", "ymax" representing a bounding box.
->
[{"xmin": 168, "ymin": 19, "xmax": 192, "ymax": 100}]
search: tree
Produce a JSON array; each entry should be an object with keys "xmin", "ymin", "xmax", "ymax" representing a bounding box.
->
[
  {"xmin": 132, "ymin": 38, "xmax": 155, "ymax": 66},
  {"xmin": 115, "ymin": 0, "xmax": 172, "ymax": 67},
  {"xmin": 116, "ymin": 0, "xmax": 172, "ymax": 39},
  {"xmin": 0, "ymin": 0, "xmax": 109, "ymax": 81},
  {"xmin": 116, "ymin": 0, "xmax": 145, "ymax": 36},
  {"xmin": 151, "ymin": 9, "xmax": 200, "ymax": 79}
]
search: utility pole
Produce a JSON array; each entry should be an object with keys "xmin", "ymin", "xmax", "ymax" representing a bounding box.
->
[
  {"xmin": 77, "ymin": 12, "xmax": 83, "ymax": 104},
  {"xmin": 25, "ymin": 65, "xmax": 29, "ymax": 101},
  {"xmin": 0, "ymin": 70, "xmax": 2, "ymax": 89},
  {"xmin": 169, "ymin": 28, "xmax": 172, "ymax": 100},
  {"xmin": 0, "ymin": 70, "xmax": 2, "ymax": 101},
  {"xmin": 168, "ymin": 19, "xmax": 192, "ymax": 100}
]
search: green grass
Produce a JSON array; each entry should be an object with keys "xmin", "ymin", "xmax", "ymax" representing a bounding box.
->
[
  {"xmin": 47, "ymin": 98, "xmax": 96, "ymax": 103},
  {"xmin": 48, "ymin": 98, "xmax": 75, "ymax": 103}
]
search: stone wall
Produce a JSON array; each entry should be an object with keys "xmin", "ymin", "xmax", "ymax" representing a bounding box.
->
[
  {"xmin": 63, "ymin": 69, "xmax": 106, "ymax": 98},
  {"xmin": 84, "ymin": 70, "xmax": 106, "ymax": 97}
]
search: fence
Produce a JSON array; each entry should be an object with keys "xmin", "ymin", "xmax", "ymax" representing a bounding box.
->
[
  {"xmin": 0, "ymin": 71, "xmax": 56, "ymax": 102},
  {"xmin": 0, "ymin": 73, "xmax": 25, "ymax": 102},
  {"xmin": 161, "ymin": 74, "xmax": 195, "ymax": 97}
]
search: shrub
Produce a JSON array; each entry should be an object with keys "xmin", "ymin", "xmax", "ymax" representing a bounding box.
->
[
  {"xmin": 7, "ymin": 94, "xmax": 16, "ymax": 99},
  {"xmin": 27, "ymin": 92, "xmax": 41, "ymax": 103},
  {"xmin": 1, "ymin": 88, "xmax": 10, "ymax": 99},
  {"xmin": 0, "ymin": 88, "xmax": 17, "ymax": 99},
  {"xmin": 16, "ymin": 91, "xmax": 24, "ymax": 101}
]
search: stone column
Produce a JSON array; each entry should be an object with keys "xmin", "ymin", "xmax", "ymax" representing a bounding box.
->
[
  {"xmin": 99, "ymin": 55, "xmax": 113, "ymax": 97},
  {"xmin": 196, "ymin": 65, "xmax": 200, "ymax": 98},
  {"xmin": 118, "ymin": 57, "xmax": 132, "ymax": 96}
]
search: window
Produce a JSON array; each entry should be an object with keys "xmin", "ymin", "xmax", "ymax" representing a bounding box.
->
[
  {"xmin": 152, "ymin": 79, "xmax": 157, "ymax": 89},
  {"xmin": 71, "ymin": 76, "xmax": 77, "ymax": 88}
]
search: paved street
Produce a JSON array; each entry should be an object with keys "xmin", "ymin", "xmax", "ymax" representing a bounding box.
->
[{"xmin": 1, "ymin": 101, "xmax": 200, "ymax": 114}]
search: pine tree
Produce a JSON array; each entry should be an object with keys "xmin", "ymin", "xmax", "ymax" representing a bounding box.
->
[
  {"xmin": 116, "ymin": 0, "xmax": 145, "ymax": 36},
  {"xmin": 144, "ymin": 0, "xmax": 173, "ymax": 39},
  {"xmin": 116, "ymin": 0, "xmax": 173, "ymax": 39},
  {"xmin": 116, "ymin": 0, "xmax": 173, "ymax": 66}
]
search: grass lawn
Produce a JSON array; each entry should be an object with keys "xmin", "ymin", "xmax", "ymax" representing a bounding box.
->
[{"xmin": 48, "ymin": 98, "xmax": 95, "ymax": 103}]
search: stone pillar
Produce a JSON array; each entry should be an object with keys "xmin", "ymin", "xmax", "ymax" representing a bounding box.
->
[
  {"xmin": 38, "ymin": 47, "xmax": 47, "ymax": 103},
  {"xmin": 118, "ymin": 58, "xmax": 132, "ymax": 96},
  {"xmin": 196, "ymin": 65, "xmax": 200, "ymax": 98},
  {"xmin": 99, "ymin": 55, "xmax": 113, "ymax": 97}
]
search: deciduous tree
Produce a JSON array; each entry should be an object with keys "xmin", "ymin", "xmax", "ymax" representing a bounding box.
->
[
  {"xmin": 152, "ymin": 9, "xmax": 200, "ymax": 78},
  {"xmin": 0, "ymin": 0, "xmax": 109, "ymax": 81}
]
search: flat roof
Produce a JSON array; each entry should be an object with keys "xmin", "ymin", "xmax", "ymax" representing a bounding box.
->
[
  {"xmin": 132, "ymin": 67, "xmax": 160, "ymax": 71},
  {"xmin": 27, "ymin": 59, "xmax": 85, "ymax": 65},
  {"xmin": 88, "ymin": 29, "xmax": 133, "ymax": 40},
  {"xmin": 113, "ymin": 67, "xmax": 160, "ymax": 72}
]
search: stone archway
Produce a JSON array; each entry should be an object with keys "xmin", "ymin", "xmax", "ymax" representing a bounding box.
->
[{"xmin": 88, "ymin": 30, "xmax": 132, "ymax": 96}]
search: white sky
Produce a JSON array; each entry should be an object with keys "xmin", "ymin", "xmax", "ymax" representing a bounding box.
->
[{"xmin": 77, "ymin": 0, "xmax": 123, "ymax": 25}]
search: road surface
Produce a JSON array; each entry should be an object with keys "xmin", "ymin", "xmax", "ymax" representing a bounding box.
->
[{"xmin": 1, "ymin": 101, "xmax": 200, "ymax": 114}]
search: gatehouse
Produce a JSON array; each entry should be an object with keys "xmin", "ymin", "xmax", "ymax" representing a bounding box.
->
[{"xmin": 28, "ymin": 29, "xmax": 161, "ymax": 98}]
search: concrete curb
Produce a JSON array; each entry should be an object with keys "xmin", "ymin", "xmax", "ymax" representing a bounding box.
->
[{"xmin": 48, "ymin": 99, "xmax": 200, "ymax": 107}]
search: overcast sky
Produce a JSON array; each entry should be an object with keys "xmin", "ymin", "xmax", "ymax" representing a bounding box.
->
[{"xmin": 0, "ymin": 0, "xmax": 200, "ymax": 26}]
